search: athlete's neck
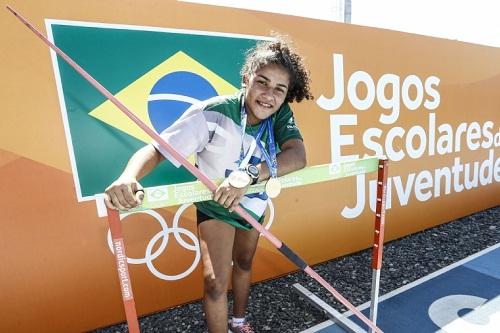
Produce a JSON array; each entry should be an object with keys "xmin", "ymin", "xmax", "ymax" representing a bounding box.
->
[
  {"xmin": 245, "ymin": 105, "xmax": 261, "ymax": 126},
  {"xmin": 247, "ymin": 117, "xmax": 261, "ymax": 126}
]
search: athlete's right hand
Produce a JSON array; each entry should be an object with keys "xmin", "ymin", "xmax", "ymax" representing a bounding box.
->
[{"xmin": 104, "ymin": 177, "xmax": 144, "ymax": 211}]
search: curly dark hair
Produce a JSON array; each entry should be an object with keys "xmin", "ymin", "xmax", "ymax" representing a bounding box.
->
[{"xmin": 240, "ymin": 35, "xmax": 313, "ymax": 104}]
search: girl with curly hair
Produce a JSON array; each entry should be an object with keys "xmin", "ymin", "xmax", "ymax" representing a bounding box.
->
[{"xmin": 105, "ymin": 35, "xmax": 313, "ymax": 333}]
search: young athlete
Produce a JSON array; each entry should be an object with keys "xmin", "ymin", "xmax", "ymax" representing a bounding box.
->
[{"xmin": 104, "ymin": 36, "xmax": 313, "ymax": 333}]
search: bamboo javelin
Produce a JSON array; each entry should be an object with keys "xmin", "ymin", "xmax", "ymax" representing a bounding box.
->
[{"xmin": 6, "ymin": 6, "xmax": 384, "ymax": 333}]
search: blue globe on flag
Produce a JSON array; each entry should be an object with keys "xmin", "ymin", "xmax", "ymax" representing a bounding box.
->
[{"xmin": 147, "ymin": 71, "xmax": 218, "ymax": 133}]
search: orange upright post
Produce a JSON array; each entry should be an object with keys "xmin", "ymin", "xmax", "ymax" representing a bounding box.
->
[
  {"xmin": 369, "ymin": 159, "xmax": 389, "ymax": 332},
  {"xmin": 107, "ymin": 208, "xmax": 140, "ymax": 333}
]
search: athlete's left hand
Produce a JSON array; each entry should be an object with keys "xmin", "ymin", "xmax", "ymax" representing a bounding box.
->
[{"xmin": 213, "ymin": 178, "xmax": 249, "ymax": 212}]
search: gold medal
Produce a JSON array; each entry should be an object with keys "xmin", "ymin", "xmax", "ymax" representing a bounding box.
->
[{"xmin": 265, "ymin": 177, "xmax": 281, "ymax": 198}]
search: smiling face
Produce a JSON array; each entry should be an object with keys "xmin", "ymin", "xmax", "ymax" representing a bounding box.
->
[{"xmin": 243, "ymin": 64, "xmax": 290, "ymax": 125}]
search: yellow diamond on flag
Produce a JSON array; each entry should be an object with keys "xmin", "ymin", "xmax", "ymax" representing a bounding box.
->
[{"xmin": 89, "ymin": 51, "xmax": 238, "ymax": 144}]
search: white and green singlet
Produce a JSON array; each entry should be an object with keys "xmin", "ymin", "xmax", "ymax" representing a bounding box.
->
[{"xmin": 153, "ymin": 91, "xmax": 302, "ymax": 230}]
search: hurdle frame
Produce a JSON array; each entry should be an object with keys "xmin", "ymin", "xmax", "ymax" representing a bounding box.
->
[
  {"xmin": 95, "ymin": 157, "xmax": 388, "ymax": 333},
  {"xmin": 98, "ymin": 158, "xmax": 388, "ymax": 333}
]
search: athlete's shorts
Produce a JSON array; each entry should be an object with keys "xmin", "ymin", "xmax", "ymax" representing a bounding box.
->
[
  {"xmin": 196, "ymin": 209, "xmax": 215, "ymax": 225},
  {"xmin": 196, "ymin": 208, "xmax": 265, "ymax": 230}
]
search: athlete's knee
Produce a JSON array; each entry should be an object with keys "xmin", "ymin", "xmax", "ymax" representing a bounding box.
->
[
  {"xmin": 233, "ymin": 255, "xmax": 254, "ymax": 272},
  {"xmin": 204, "ymin": 275, "xmax": 228, "ymax": 300}
]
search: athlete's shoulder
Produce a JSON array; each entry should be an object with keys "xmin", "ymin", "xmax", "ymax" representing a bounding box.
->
[
  {"xmin": 204, "ymin": 92, "xmax": 241, "ymax": 112},
  {"xmin": 274, "ymin": 102, "xmax": 293, "ymax": 120},
  {"xmin": 203, "ymin": 92, "xmax": 242, "ymax": 125}
]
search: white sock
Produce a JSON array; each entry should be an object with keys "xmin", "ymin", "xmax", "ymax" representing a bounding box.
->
[{"xmin": 232, "ymin": 317, "xmax": 245, "ymax": 326}]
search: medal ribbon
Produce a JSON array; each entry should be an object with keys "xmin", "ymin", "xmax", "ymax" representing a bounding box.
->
[
  {"xmin": 238, "ymin": 97, "xmax": 266, "ymax": 169},
  {"xmin": 239, "ymin": 97, "xmax": 278, "ymax": 179},
  {"xmin": 256, "ymin": 119, "xmax": 278, "ymax": 179}
]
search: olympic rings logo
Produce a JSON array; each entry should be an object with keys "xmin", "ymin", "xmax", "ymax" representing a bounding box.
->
[{"xmin": 107, "ymin": 201, "xmax": 275, "ymax": 281}]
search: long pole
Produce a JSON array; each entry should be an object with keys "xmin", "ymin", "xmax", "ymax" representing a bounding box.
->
[{"xmin": 6, "ymin": 6, "xmax": 383, "ymax": 332}]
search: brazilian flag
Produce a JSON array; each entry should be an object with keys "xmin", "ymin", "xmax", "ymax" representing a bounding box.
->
[{"xmin": 49, "ymin": 21, "xmax": 263, "ymax": 200}]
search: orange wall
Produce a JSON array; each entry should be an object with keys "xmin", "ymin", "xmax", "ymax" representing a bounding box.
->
[{"xmin": 1, "ymin": 1, "xmax": 499, "ymax": 332}]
